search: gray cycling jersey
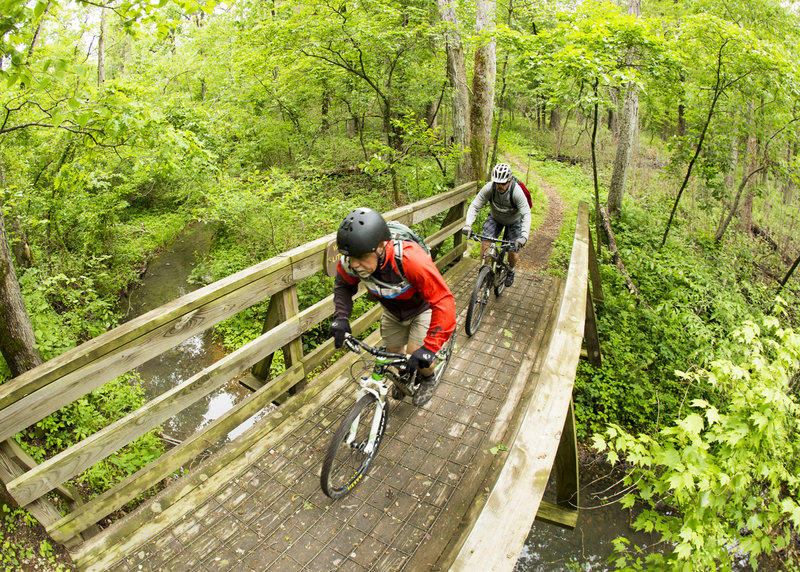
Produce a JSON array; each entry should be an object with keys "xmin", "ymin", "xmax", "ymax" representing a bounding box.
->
[{"xmin": 465, "ymin": 180, "xmax": 532, "ymax": 240}]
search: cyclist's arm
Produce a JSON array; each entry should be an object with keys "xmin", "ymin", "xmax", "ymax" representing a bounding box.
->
[
  {"xmin": 464, "ymin": 182, "xmax": 493, "ymax": 227},
  {"xmin": 333, "ymin": 261, "xmax": 360, "ymax": 319},
  {"xmin": 401, "ymin": 244, "xmax": 456, "ymax": 352}
]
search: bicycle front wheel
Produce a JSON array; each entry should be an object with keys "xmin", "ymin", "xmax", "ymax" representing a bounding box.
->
[
  {"xmin": 466, "ymin": 266, "xmax": 492, "ymax": 336},
  {"xmin": 321, "ymin": 394, "xmax": 389, "ymax": 499},
  {"xmin": 494, "ymin": 265, "xmax": 507, "ymax": 297},
  {"xmin": 432, "ymin": 327, "xmax": 457, "ymax": 385}
]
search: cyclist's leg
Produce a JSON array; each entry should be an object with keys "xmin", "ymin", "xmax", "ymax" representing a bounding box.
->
[
  {"xmin": 504, "ymin": 221, "xmax": 523, "ymax": 269},
  {"xmin": 380, "ymin": 310, "xmax": 410, "ymax": 355},
  {"xmin": 405, "ymin": 310, "xmax": 433, "ymax": 377},
  {"xmin": 480, "ymin": 215, "xmax": 503, "ymax": 260}
]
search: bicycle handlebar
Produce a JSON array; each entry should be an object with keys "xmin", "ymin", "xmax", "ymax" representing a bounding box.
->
[
  {"xmin": 343, "ymin": 334, "xmax": 410, "ymax": 362},
  {"xmin": 467, "ymin": 233, "xmax": 518, "ymax": 251}
]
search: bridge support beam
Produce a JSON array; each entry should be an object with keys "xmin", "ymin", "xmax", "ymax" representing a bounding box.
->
[
  {"xmin": 536, "ymin": 398, "xmax": 580, "ymax": 529},
  {"xmin": 245, "ymin": 286, "xmax": 304, "ymax": 393}
]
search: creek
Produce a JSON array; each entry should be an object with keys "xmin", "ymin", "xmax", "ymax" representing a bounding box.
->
[
  {"xmin": 123, "ymin": 223, "xmax": 269, "ymax": 446},
  {"xmin": 514, "ymin": 460, "xmax": 659, "ymax": 571}
]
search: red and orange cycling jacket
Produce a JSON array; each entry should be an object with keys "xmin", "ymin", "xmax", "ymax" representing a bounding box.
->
[{"xmin": 333, "ymin": 240, "xmax": 456, "ymax": 353}]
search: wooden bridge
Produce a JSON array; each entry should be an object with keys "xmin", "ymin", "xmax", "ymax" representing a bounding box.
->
[{"xmin": 0, "ymin": 184, "xmax": 602, "ymax": 571}]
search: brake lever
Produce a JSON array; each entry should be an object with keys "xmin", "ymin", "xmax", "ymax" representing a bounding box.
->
[{"xmin": 343, "ymin": 336, "xmax": 361, "ymax": 354}]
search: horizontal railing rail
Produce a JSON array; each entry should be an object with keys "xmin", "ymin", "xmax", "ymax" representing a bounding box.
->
[{"xmin": 0, "ymin": 181, "xmax": 476, "ymax": 546}]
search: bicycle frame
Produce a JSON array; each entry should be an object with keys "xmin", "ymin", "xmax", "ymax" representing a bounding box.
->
[
  {"xmin": 471, "ymin": 233, "xmax": 515, "ymax": 275},
  {"xmin": 344, "ymin": 337, "xmax": 409, "ymax": 455}
]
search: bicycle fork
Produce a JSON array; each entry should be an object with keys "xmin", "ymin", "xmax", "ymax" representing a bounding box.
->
[{"xmin": 347, "ymin": 379, "xmax": 388, "ymax": 456}]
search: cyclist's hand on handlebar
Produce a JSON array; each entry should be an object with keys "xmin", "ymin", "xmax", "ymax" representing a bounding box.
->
[
  {"xmin": 330, "ymin": 319, "xmax": 351, "ymax": 348},
  {"xmin": 514, "ymin": 237, "xmax": 526, "ymax": 251},
  {"xmin": 461, "ymin": 226, "xmax": 472, "ymax": 239},
  {"xmin": 408, "ymin": 346, "xmax": 436, "ymax": 374}
]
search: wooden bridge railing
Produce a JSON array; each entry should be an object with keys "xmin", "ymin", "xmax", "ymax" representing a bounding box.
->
[
  {"xmin": 449, "ymin": 200, "xmax": 602, "ymax": 571},
  {"xmin": 0, "ymin": 181, "xmax": 477, "ymax": 548}
]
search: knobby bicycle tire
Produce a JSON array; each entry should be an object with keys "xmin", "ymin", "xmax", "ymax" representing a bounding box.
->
[
  {"xmin": 494, "ymin": 264, "xmax": 508, "ymax": 297},
  {"xmin": 320, "ymin": 394, "xmax": 389, "ymax": 499},
  {"xmin": 466, "ymin": 266, "xmax": 493, "ymax": 336}
]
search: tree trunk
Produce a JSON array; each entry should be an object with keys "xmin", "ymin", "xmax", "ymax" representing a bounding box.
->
[
  {"xmin": 98, "ymin": 8, "xmax": 106, "ymax": 86},
  {"xmin": 714, "ymin": 159, "xmax": 766, "ymax": 245},
  {"xmin": 489, "ymin": 0, "xmax": 516, "ymax": 171},
  {"xmin": 590, "ymin": 80, "xmax": 601, "ymax": 257},
  {"xmin": 321, "ymin": 81, "xmax": 331, "ymax": 132},
  {"xmin": 740, "ymin": 102, "xmax": 758, "ymax": 234},
  {"xmin": 716, "ymin": 140, "xmax": 739, "ymax": 236},
  {"xmin": 549, "ymin": 107, "xmax": 561, "ymax": 132},
  {"xmin": 0, "ymin": 204, "xmax": 43, "ymax": 377},
  {"xmin": 606, "ymin": 0, "xmax": 641, "ymax": 218},
  {"xmin": 784, "ymin": 140, "xmax": 796, "ymax": 205},
  {"xmin": 437, "ymin": 0, "xmax": 472, "ymax": 184},
  {"xmin": 661, "ymin": 44, "xmax": 726, "ymax": 248},
  {"xmin": 27, "ymin": 1, "xmax": 51, "ymax": 60},
  {"xmin": 470, "ymin": 0, "xmax": 497, "ymax": 181},
  {"xmin": 607, "ymin": 86, "xmax": 639, "ymax": 216}
]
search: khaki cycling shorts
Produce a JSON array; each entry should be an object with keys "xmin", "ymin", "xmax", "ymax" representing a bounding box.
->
[{"xmin": 380, "ymin": 309, "xmax": 432, "ymax": 350}]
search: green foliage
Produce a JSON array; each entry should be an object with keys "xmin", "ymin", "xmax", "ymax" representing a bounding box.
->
[
  {"xmin": 0, "ymin": 504, "xmax": 72, "ymax": 571},
  {"xmin": 594, "ymin": 315, "xmax": 800, "ymax": 570},
  {"xmin": 572, "ymin": 199, "xmax": 781, "ymax": 439},
  {"xmin": 19, "ymin": 373, "xmax": 164, "ymax": 493}
]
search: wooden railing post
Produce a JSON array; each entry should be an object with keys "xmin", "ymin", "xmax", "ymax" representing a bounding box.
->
[
  {"xmin": 432, "ymin": 200, "xmax": 467, "ymax": 259},
  {"xmin": 587, "ymin": 226, "xmax": 604, "ymax": 305},
  {"xmin": 583, "ymin": 284, "xmax": 602, "ymax": 366},
  {"xmin": 0, "ymin": 439, "xmax": 84, "ymax": 548},
  {"xmin": 248, "ymin": 285, "xmax": 304, "ymax": 390},
  {"xmin": 555, "ymin": 398, "xmax": 579, "ymax": 511}
]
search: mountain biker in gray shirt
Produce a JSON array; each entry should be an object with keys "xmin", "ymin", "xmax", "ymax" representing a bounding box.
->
[{"xmin": 462, "ymin": 163, "xmax": 532, "ymax": 287}]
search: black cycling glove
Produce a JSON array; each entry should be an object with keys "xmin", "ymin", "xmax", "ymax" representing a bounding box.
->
[
  {"xmin": 330, "ymin": 319, "xmax": 351, "ymax": 348},
  {"xmin": 408, "ymin": 346, "xmax": 436, "ymax": 374}
]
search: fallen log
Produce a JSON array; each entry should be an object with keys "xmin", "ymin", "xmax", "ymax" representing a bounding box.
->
[{"xmin": 599, "ymin": 206, "xmax": 652, "ymax": 310}]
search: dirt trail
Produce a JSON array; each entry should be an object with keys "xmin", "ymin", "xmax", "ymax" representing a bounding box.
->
[{"xmin": 504, "ymin": 153, "xmax": 564, "ymax": 273}]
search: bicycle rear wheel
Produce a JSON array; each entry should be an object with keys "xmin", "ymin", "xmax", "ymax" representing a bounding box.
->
[
  {"xmin": 321, "ymin": 394, "xmax": 389, "ymax": 499},
  {"xmin": 466, "ymin": 266, "xmax": 492, "ymax": 336}
]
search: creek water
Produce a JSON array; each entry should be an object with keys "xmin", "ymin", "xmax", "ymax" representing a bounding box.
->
[
  {"xmin": 123, "ymin": 223, "xmax": 267, "ymax": 445},
  {"xmin": 514, "ymin": 467, "xmax": 659, "ymax": 571},
  {"xmin": 124, "ymin": 224, "xmax": 658, "ymax": 568}
]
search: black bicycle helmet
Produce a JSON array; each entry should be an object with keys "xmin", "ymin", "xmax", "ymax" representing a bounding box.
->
[
  {"xmin": 336, "ymin": 207, "xmax": 391, "ymax": 257},
  {"xmin": 491, "ymin": 163, "xmax": 513, "ymax": 183}
]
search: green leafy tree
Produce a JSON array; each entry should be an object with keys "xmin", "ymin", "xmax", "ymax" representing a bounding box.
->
[{"xmin": 594, "ymin": 315, "xmax": 800, "ymax": 569}]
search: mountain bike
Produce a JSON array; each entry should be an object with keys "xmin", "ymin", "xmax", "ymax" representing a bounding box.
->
[
  {"xmin": 320, "ymin": 330, "xmax": 457, "ymax": 499},
  {"xmin": 465, "ymin": 233, "xmax": 517, "ymax": 336}
]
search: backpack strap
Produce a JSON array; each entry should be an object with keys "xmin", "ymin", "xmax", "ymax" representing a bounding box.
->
[
  {"xmin": 491, "ymin": 179, "xmax": 518, "ymax": 208},
  {"xmin": 393, "ymin": 238, "xmax": 406, "ymax": 278}
]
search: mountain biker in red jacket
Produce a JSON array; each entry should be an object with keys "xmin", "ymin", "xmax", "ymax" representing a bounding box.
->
[{"xmin": 330, "ymin": 207, "xmax": 456, "ymax": 406}]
